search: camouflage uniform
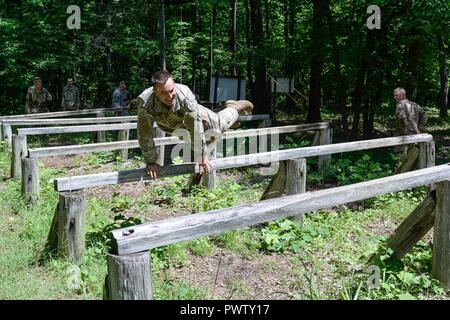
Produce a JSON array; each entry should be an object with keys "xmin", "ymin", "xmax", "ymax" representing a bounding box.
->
[
  {"xmin": 137, "ymin": 84, "xmax": 239, "ymax": 164},
  {"xmin": 25, "ymin": 86, "xmax": 53, "ymax": 114},
  {"xmin": 61, "ymin": 84, "xmax": 80, "ymax": 111},
  {"xmin": 112, "ymin": 88, "xmax": 132, "ymax": 116},
  {"xmin": 395, "ymin": 99, "xmax": 427, "ymax": 166},
  {"xmin": 395, "ymin": 99, "xmax": 427, "ymax": 136}
]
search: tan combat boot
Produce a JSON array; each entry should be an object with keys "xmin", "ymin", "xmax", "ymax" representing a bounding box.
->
[{"xmin": 225, "ymin": 100, "xmax": 254, "ymax": 116}]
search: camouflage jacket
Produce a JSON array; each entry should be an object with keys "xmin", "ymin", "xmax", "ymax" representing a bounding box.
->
[
  {"xmin": 137, "ymin": 84, "xmax": 209, "ymax": 164},
  {"xmin": 395, "ymin": 99, "xmax": 427, "ymax": 135},
  {"xmin": 61, "ymin": 85, "xmax": 80, "ymax": 110},
  {"xmin": 25, "ymin": 86, "xmax": 52, "ymax": 113}
]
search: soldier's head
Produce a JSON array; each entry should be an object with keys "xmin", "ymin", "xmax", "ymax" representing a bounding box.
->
[
  {"xmin": 34, "ymin": 77, "xmax": 42, "ymax": 91},
  {"xmin": 67, "ymin": 77, "xmax": 75, "ymax": 87},
  {"xmin": 394, "ymin": 88, "xmax": 406, "ymax": 103},
  {"xmin": 119, "ymin": 80, "xmax": 127, "ymax": 91},
  {"xmin": 152, "ymin": 70, "xmax": 176, "ymax": 107}
]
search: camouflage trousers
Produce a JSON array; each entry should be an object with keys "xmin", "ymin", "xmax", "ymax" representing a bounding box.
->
[{"xmin": 199, "ymin": 105, "xmax": 239, "ymax": 134}]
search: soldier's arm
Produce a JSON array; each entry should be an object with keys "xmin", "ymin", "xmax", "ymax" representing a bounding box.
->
[
  {"xmin": 137, "ymin": 105, "xmax": 159, "ymax": 164},
  {"xmin": 395, "ymin": 103, "xmax": 407, "ymax": 135},
  {"xmin": 418, "ymin": 105, "xmax": 427, "ymax": 133},
  {"xmin": 61, "ymin": 88, "xmax": 65, "ymax": 109},
  {"xmin": 45, "ymin": 89, "xmax": 53, "ymax": 101},
  {"xmin": 180, "ymin": 96, "xmax": 207, "ymax": 163}
]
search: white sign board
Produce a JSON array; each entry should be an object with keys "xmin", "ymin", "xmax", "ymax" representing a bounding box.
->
[
  {"xmin": 209, "ymin": 76, "xmax": 246, "ymax": 102},
  {"xmin": 271, "ymin": 77, "xmax": 294, "ymax": 93}
]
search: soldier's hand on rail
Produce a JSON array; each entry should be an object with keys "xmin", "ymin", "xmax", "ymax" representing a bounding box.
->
[
  {"xmin": 146, "ymin": 163, "xmax": 160, "ymax": 179},
  {"xmin": 199, "ymin": 156, "xmax": 213, "ymax": 174}
]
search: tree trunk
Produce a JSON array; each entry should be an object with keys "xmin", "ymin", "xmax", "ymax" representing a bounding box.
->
[
  {"xmin": 438, "ymin": 34, "xmax": 449, "ymax": 118},
  {"xmin": 249, "ymin": 0, "xmax": 270, "ymax": 114},
  {"xmin": 306, "ymin": 0, "xmax": 328, "ymax": 123},
  {"xmin": 229, "ymin": 0, "xmax": 237, "ymax": 76},
  {"xmin": 205, "ymin": 5, "xmax": 217, "ymax": 101},
  {"xmin": 284, "ymin": 0, "xmax": 296, "ymax": 111},
  {"xmin": 245, "ymin": 0, "xmax": 254, "ymax": 91}
]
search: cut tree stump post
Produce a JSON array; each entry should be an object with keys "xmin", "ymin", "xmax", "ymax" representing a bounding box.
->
[
  {"xmin": 286, "ymin": 158, "xmax": 307, "ymax": 224},
  {"xmin": 432, "ymin": 180, "xmax": 450, "ymax": 292},
  {"xmin": 11, "ymin": 134, "xmax": 27, "ymax": 179},
  {"xmin": 154, "ymin": 126, "xmax": 165, "ymax": 166},
  {"xmin": 418, "ymin": 141, "xmax": 435, "ymax": 169},
  {"xmin": 2, "ymin": 124, "xmax": 12, "ymax": 146},
  {"xmin": 106, "ymin": 251, "xmax": 152, "ymax": 300},
  {"xmin": 386, "ymin": 192, "xmax": 436, "ymax": 259},
  {"xmin": 260, "ymin": 161, "xmax": 287, "ymax": 201},
  {"xmin": 399, "ymin": 145, "xmax": 420, "ymax": 173},
  {"xmin": 21, "ymin": 157, "xmax": 39, "ymax": 203},
  {"xmin": 118, "ymin": 129, "xmax": 130, "ymax": 161},
  {"xmin": 96, "ymin": 112, "xmax": 106, "ymax": 142},
  {"xmin": 318, "ymin": 127, "xmax": 332, "ymax": 169}
]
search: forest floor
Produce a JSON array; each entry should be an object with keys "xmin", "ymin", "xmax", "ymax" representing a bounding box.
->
[{"xmin": 0, "ymin": 108, "xmax": 449, "ymax": 300}]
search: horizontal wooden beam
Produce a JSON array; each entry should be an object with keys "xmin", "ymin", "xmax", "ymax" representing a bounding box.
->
[
  {"xmin": 0, "ymin": 107, "xmax": 127, "ymax": 121},
  {"xmin": 211, "ymin": 134, "xmax": 433, "ymax": 170},
  {"xmin": 237, "ymin": 114, "xmax": 270, "ymax": 121},
  {"xmin": 18, "ymin": 122, "xmax": 137, "ymax": 136},
  {"xmin": 54, "ymin": 163, "xmax": 200, "ymax": 191},
  {"xmin": 29, "ymin": 123, "xmax": 329, "ymax": 158},
  {"xmin": 111, "ymin": 164, "xmax": 450, "ymax": 255},
  {"xmin": 2, "ymin": 116, "xmax": 137, "ymax": 126}
]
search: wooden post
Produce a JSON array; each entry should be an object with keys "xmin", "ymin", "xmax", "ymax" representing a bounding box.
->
[
  {"xmin": 54, "ymin": 190, "xmax": 87, "ymax": 262},
  {"xmin": 432, "ymin": 180, "xmax": 450, "ymax": 291},
  {"xmin": 118, "ymin": 129, "xmax": 130, "ymax": 161},
  {"xmin": 386, "ymin": 193, "xmax": 436, "ymax": 259},
  {"xmin": 2, "ymin": 124, "xmax": 12, "ymax": 146},
  {"xmin": 399, "ymin": 145, "xmax": 420, "ymax": 173},
  {"xmin": 286, "ymin": 158, "xmax": 307, "ymax": 224},
  {"xmin": 202, "ymin": 145, "xmax": 217, "ymax": 190},
  {"xmin": 154, "ymin": 126, "xmax": 165, "ymax": 166},
  {"xmin": 11, "ymin": 134, "xmax": 27, "ymax": 179},
  {"xmin": 260, "ymin": 161, "xmax": 287, "ymax": 200},
  {"xmin": 418, "ymin": 141, "xmax": 435, "ymax": 169},
  {"xmin": 259, "ymin": 118, "xmax": 272, "ymax": 128},
  {"xmin": 96, "ymin": 112, "xmax": 106, "ymax": 142},
  {"xmin": 318, "ymin": 127, "xmax": 332, "ymax": 169},
  {"xmin": 106, "ymin": 251, "xmax": 152, "ymax": 300},
  {"xmin": 21, "ymin": 157, "xmax": 39, "ymax": 203},
  {"xmin": 0, "ymin": 123, "xmax": 3, "ymax": 140}
]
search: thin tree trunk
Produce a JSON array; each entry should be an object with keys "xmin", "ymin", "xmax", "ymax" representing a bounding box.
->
[
  {"xmin": 229, "ymin": 0, "xmax": 237, "ymax": 76},
  {"xmin": 438, "ymin": 34, "xmax": 449, "ymax": 117},
  {"xmin": 245, "ymin": 0, "xmax": 254, "ymax": 90}
]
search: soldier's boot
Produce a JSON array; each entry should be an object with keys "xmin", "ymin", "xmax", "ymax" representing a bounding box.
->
[{"xmin": 225, "ymin": 100, "xmax": 254, "ymax": 129}]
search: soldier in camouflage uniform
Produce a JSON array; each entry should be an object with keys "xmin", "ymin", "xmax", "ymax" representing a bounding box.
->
[
  {"xmin": 394, "ymin": 87, "xmax": 427, "ymax": 169},
  {"xmin": 137, "ymin": 70, "xmax": 253, "ymax": 179},
  {"xmin": 25, "ymin": 77, "xmax": 53, "ymax": 114},
  {"xmin": 61, "ymin": 77, "xmax": 81, "ymax": 111}
]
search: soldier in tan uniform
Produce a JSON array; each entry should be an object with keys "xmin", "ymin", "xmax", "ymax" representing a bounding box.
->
[
  {"xmin": 394, "ymin": 87, "xmax": 427, "ymax": 170},
  {"xmin": 137, "ymin": 70, "xmax": 253, "ymax": 178},
  {"xmin": 61, "ymin": 77, "xmax": 81, "ymax": 111},
  {"xmin": 25, "ymin": 77, "xmax": 53, "ymax": 114}
]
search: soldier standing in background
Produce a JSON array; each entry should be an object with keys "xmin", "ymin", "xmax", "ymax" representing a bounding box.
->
[
  {"xmin": 61, "ymin": 77, "xmax": 81, "ymax": 111},
  {"xmin": 112, "ymin": 80, "xmax": 132, "ymax": 116},
  {"xmin": 394, "ymin": 87, "xmax": 428, "ymax": 172},
  {"xmin": 25, "ymin": 77, "xmax": 53, "ymax": 113}
]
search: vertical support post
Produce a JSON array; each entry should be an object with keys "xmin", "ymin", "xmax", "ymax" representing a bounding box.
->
[
  {"xmin": 118, "ymin": 129, "xmax": 130, "ymax": 161},
  {"xmin": 258, "ymin": 118, "xmax": 272, "ymax": 128},
  {"xmin": 11, "ymin": 134, "xmax": 27, "ymax": 179},
  {"xmin": 318, "ymin": 127, "xmax": 332, "ymax": 169},
  {"xmin": 202, "ymin": 145, "xmax": 217, "ymax": 190},
  {"xmin": 21, "ymin": 157, "xmax": 39, "ymax": 203},
  {"xmin": 432, "ymin": 180, "xmax": 450, "ymax": 291},
  {"xmin": 286, "ymin": 158, "xmax": 307, "ymax": 224},
  {"xmin": 96, "ymin": 112, "xmax": 106, "ymax": 142},
  {"xmin": 0, "ymin": 122, "xmax": 3, "ymax": 140},
  {"xmin": 2, "ymin": 124, "xmax": 12, "ymax": 146},
  {"xmin": 418, "ymin": 141, "xmax": 435, "ymax": 169},
  {"xmin": 55, "ymin": 190, "xmax": 87, "ymax": 262},
  {"xmin": 154, "ymin": 126, "xmax": 165, "ymax": 166},
  {"xmin": 106, "ymin": 251, "xmax": 152, "ymax": 300}
]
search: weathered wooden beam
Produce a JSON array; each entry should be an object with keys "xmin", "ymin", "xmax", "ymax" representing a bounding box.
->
[
  {"xmin": 0, "ymin": 107, "xmax": 128, "ymax": 120},
  {"xmin": 21, "ymin": 157, "xmax": 39, "ymax": 203},
  {"xmin": 260, "ymin": 162, "xmax": 287, "ymax": 200},
  {"xmin": 154, "ymin": 126, "xmax": 165, "ymax": 166},
  {"xmin": 28, "ymin": 123, "xmax": 328, "ymax": 158},
  {"xmin": 118, "ymin": 129, "xmax": 130, "ymax": 161},
  {"xmin": 287, "ymin": 158, "xmax": 307, "ymax": 224},
  {"xmin": 2, "ymin": 116, "xmax": 137, "ymax": 126},
  {"xmin": 17, "ymin": 122, "xmax": 137, "ymax": 136},
  {"xmin": 386, "ymin": 193, "xmax": 436, "ymax": 259},
  {"xmin": 54, "ymin": 191, "xmax": 87, "ymax": 262},
  {"xmin": 55, "ymin": 163, "xmax": 200, "ymax": 191},
  {"xmin": 2, "ymin": 124, "xmax": 12, "ymax": 145},
  {"xmin": 399, "ymin": 145, "xmax": 420, "ymax": 173},
  {"xmin": 202, "ymin": 145, "xmax": 217, "ymax": 190},
  {"xmin": 212, "ymin": 134, "xmax": 432, "ymax": 170},
  {"xmin": 111, "ymin": 164, "xmax": 450, "ymax": 255},
  {"xmin": 432, "ymin": 181, "xmax": 450, "ymax": 291},
  {"xmin": 106, "ymin": 252, "xmax": 152, "ymax": 300},
  {"xmin": 96, "ymin": 112, "xmax": 106, "ymax": 142},
  {"xmin": 237, "ymin": 114, "xmax": 270, "ymax": 121},
  {"xmin": 11, "ymin": 135, "xmax": 27, "ymax": 179},
  {"xmin": 53, "ymin": 134, "xmax": 434, "ymax": 192},
  {"xmin": 418, "ymin": 141, "xmax": 435, "ymax": 169}
]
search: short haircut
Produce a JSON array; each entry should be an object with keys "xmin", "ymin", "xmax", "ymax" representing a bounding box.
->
[
  {"xmin": 67, "ymin": 77, "xmax": 74, "ymax": 82},
  {"xmin": 152, "ymin": 70, "xmax": 172, "ymax": 85},
  {"xmin": 394, "ymin": 87, "xmax": 406, "ymax": 96},
  {"xmin": 34, "ymin": 77, "xmax": 42, "ymax": 83}
]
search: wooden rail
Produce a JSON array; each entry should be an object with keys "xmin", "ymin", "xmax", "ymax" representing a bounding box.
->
[{"xmin": 54, "ymin": 134, "xmax": 433, "ymax": 192}]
